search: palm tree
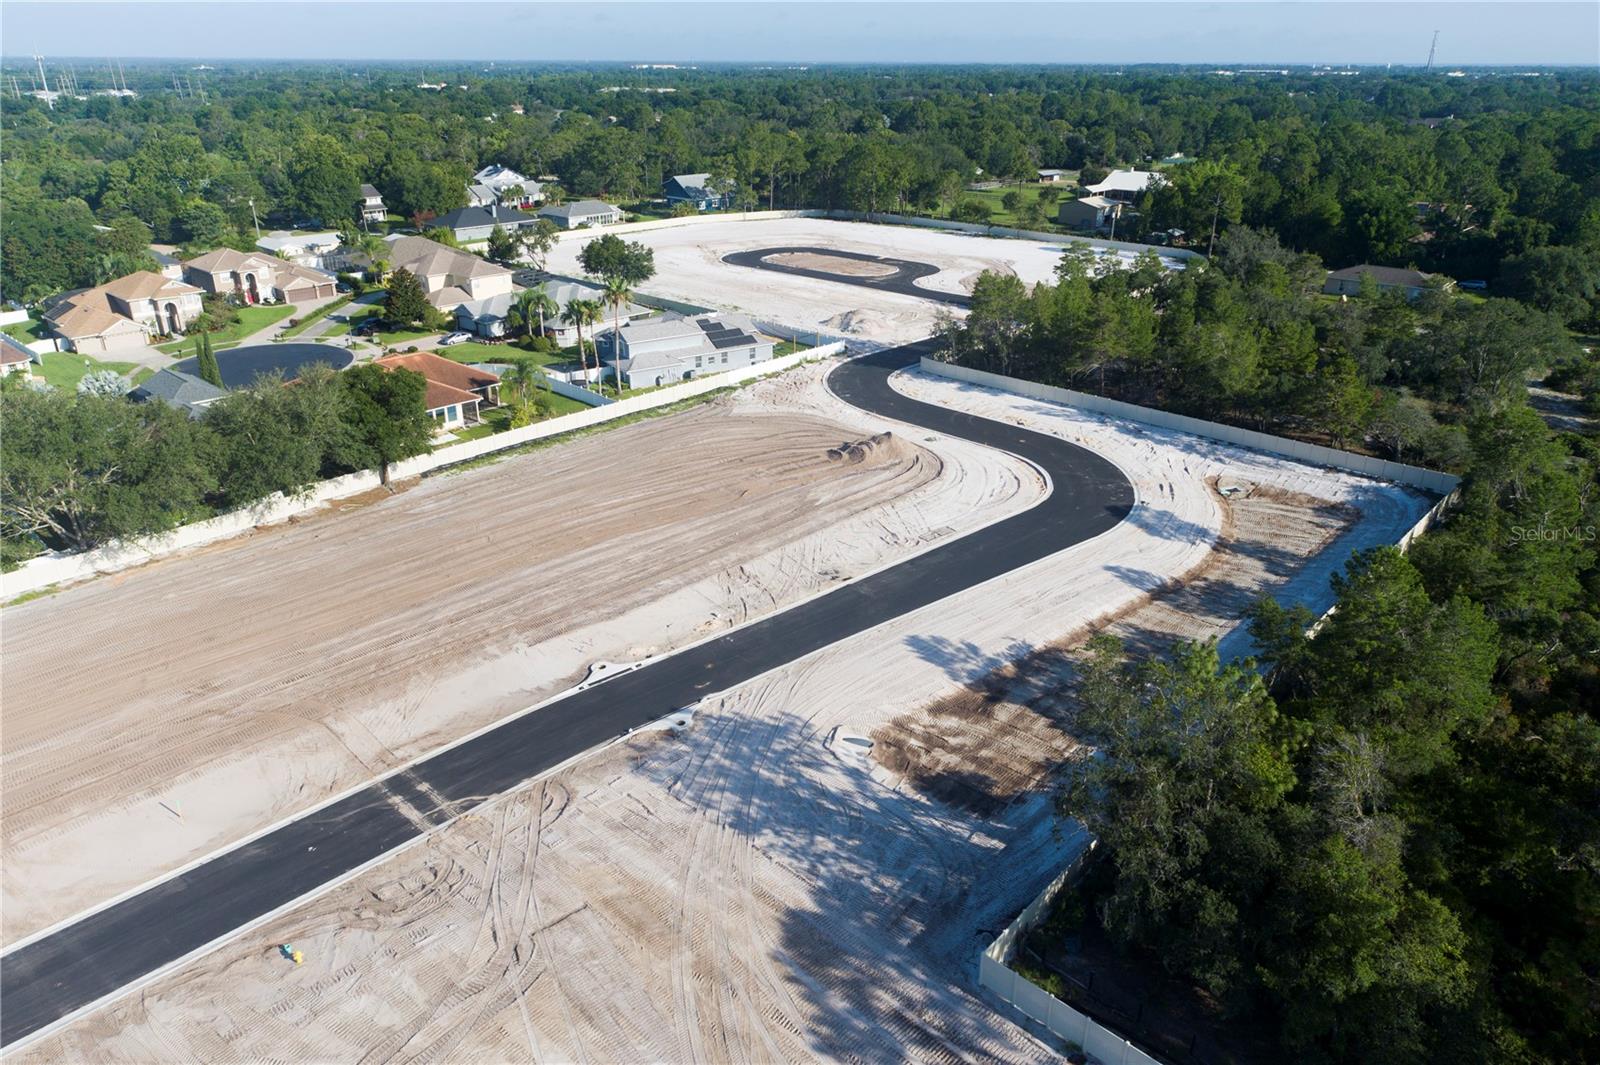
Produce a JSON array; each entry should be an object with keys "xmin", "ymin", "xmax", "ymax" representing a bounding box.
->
[
  {"xmin": 508, "ymin": 287, "xmax": 558, "ymax": 342},
  {"xmin": 500, "ymin": 359, "xmax": 545, "ymax": 423},
  {"xmin": 563, "ymin": 298, "xmax": 603, "ymax": 387},
  {"xmin": 600, "ymin": 277, "xmax": 634, "ymax": 394}
]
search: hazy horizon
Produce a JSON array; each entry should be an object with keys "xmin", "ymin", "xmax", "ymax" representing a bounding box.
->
[{"xmin": 2, "ymin": 2, "xmax": 1596, "ymax": 67}]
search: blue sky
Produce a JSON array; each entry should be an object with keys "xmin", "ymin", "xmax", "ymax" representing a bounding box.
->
[{"xmin": 2, "ymin": 2, "xmax": 1596, "ymax": 65}]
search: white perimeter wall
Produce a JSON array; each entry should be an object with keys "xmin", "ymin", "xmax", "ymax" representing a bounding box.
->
[
  {"xmin": 1, "ymin": 346, "xmax": 841, "ymax": 601},
  {"xmin": 549, "ymin": 208, "xmax": 1203, "ymax": 263},
  {"xmin": 921, "ymin": 358, "xmax": 1459, "ymax": 496}
]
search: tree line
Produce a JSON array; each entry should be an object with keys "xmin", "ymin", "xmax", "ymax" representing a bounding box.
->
[
  {"xmin": 937, "ymin": 228, "xmax": 1584, "ymax": 469},
  {"xmin": 0, "ymin": 364, "xmax": 433, "ymax": 568},
  {"xmin": 1060, "ymin": 385, "xmax": 1597, "ymax": 1060},
  {"xmin": 4, "ymin": 65, "xmax": 1595, "ymax": 316}
]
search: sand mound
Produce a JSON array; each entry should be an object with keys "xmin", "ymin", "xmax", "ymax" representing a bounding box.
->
[
  {"xmin": 823, "ymin": 308, "xmax": 888, "ymax": 335},
  {"xmin": 827, "ymin": 431, "xmax": 900, "ymax": 463}
]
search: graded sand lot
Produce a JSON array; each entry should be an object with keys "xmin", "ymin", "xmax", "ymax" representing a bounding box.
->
[
  {"xmin": 0, "ymin": 363, "xmax": 1044, "ymax": 944},
  {"xmin": 547, "ymin": 217, "xmax": 1185, "ymax": 346},
  {"xmin": 20, "ymin": 370, "xmax": 1434, "ymax": 1063}
]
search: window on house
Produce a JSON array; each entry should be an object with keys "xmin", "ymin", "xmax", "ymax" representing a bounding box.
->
[{"xmin": 721, "ymin": 352, "xmax": 729, "ymax": 364}]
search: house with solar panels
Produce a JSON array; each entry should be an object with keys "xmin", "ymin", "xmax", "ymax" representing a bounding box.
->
[{"xmin": 598, "ymin": 311, "xmax": 774, "ymax": 389}]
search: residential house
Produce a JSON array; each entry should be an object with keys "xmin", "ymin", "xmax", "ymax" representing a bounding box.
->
[
  {"xmin": 432, "ymin": 204, "xmax": 540, "ymax": 244},
  {"xmin": 471, "ymin": 164, "xmax": 542, "ymax": 208},
  {"xmin": 149, "ymin": 246, "xmax": 185, "ymax": 281},
  {"xmin": 358, "ymin": 183, "xmax": 387, "ymax": 225},
  {"xmin": 598, "ymin": 312, "xmax": 773, "ymax": 389},
  {"xmin": 663, "ymin": 173, "xmax": 732, "ymax": 211},
  {"xmin": 44, "ymin": 271, "xmax": 205, "ymax": 354},
  {"xmin": 1322, "ymin": 264, "xmax": 1450, "ymax": 301},
  {"xmin": 1082, "ymin": 169, "xmax": 1164, "ymax": 203},
  {"xmin": 536, "ymin": 199, "xmax": 624, "ymax": 230},
  {"xmin": 466, "ymin": 183, "xmax": 500, "ymax": 208},
  {"xmin": 385, "ymin": 235, "xmax": 516, "ymax": 313},
  {"xmin": 254, "ymin": 231, "xmax": 359, "ymax": 272},
  {"xmin": 130, "ymin": 368, "xmax": 227, "ymax": 417},
  {"xmin": 373, "ymin": 351, "xmax": 500, "ymax": 431},
  {"xmin": 457, "ymin": 278, "xmax": 651, "ymax": 341},
  {"xmin": 1036, "ymin": 169, "xmax": 1071, "ymax": 183},
  {"xmin": 0, "ymin": 333, "xmax": 35, "ymax": 378},
  {"xmin": 183, "ymin": 248, "xmax": 338, "ymax": 304},
  {"xmin": 1057, "ymin": 195, "xmax": 1123, "ymax": 231}
]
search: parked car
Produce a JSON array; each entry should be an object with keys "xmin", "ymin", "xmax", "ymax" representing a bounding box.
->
[{"xmin": 438, "ymin": 331, "xmax": 472, "ymax": 347}]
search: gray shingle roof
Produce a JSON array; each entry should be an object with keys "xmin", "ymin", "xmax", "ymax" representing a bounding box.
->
[
  {"xmin": 1327, "ymin": 264, "xmax": 1435, "ymax": 287},
  {"xmin": 435, "ymin": 204, "xmax": 537, "ymax": 231},
  {"xmin": 538, "ymin": 199, "xmax": 621, "ymax": 221},
  {"xmin": 131, "ymin": 369, "xmax": 227, "ymax": 415}
]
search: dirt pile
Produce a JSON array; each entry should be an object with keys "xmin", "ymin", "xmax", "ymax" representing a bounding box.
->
[{"xmin": 827, "ymin": 431, "xmax": 900, "ymax": 463}]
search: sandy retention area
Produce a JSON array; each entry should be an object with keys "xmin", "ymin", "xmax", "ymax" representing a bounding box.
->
[
  {"xmin": 24, "ymin": 372, "xmax": 1432, "ymax": 1064},
  {"xmin": 0, "ymin": 362, "xmax": 1044, "ymax": 944},
  {"xmin": 765, "ymin": 251, "xmax": 900, "ymax": 278},
  {"xmin": 546, "ymin": 217, "xmax": 1184, "ymax": 347}
]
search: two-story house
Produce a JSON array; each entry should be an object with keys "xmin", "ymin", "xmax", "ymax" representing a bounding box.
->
[
  {"xmin": 385, "ymin": 235, "xmax": 516, "ymax": 313},
  {"xmin": 183, "ymin": 248, "xmax": 338, "ymax": 304},
  {"xmin": 470, "ymin": 164, "xmax": 543, "ymax": 208},
  {"xmin": 43, "ymin": 271, "xmax": 205, "ymax": 354},
  {"xmin": 357, "ymin": 183, "xmax": 387, "ymax": 226},
  {"xmin": 663, "ymin": 173, "xmax": 733, "ymax": 211}
]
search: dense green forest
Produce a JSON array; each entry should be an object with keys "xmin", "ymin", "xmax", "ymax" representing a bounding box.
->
[{"xmin": 3, "ymin": 63, "xmax": 1598, "ymax": 309}]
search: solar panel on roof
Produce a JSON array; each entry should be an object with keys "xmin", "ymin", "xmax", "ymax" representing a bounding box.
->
[{"xmin": 711, "ymin": 333, "xmax": 755, "ymax": 349}]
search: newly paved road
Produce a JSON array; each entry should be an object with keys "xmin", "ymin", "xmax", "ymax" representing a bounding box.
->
[
  {"xmin": 0, "ymin": 340, "xmax": 1133, "ymax": 1047},
  {"xmin": 722, "ymin": 246, "xmax": 972, "ymax": 307}
]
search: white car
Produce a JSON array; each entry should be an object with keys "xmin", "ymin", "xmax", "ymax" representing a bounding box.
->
[{"xmin": 438, "ymin": 332, "xmax": 472, "ymax": 346}]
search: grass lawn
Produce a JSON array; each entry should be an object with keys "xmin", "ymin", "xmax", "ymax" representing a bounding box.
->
[
  {"xmin": 2, "ymin": 317, "xmax": 46, "ymax": 344},
  {"xmin": 375, "ymin": 325, "xmax": 439, "ymax": 346},
  {"xmin": 35, "ymin": 352, "xmax": 138, "ymax": 390},
  {"xmin": 323, "ymin": 304, "xmax": 381, "ymax": 338},
  {"xmin": 445, "ymin": 392, "xmax": 593, "ymax": 443},
  {"xmin": 772, "ymin": 339, "xmax": 815, "ymax": 358},
  {"xmin": 280, "ymin": 295, "xmax": 353, "ymax": 338},
  {"xmin": 433, "ymin": 341, "xmax": 565, "ymax": 367},
  {"xmin": 620, "ymin": 200, "xmax": 679, "ymax": 222},
  {"xmin": 954, "ymin": 181, "xmax": 1074, "ymax": 228},
  {"xmin": 157, "ymin": 303, "xmax": 297, "ymax": 354},
  {"xmin": 130, "ymin": 366, "xmax": 156, "ymax": 386}
]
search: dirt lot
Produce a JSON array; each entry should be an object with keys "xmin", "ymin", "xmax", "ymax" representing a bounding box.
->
[
  {"xmin": 1, "ymin": 363, "xmax": 1044, "ymax": 944},
  {"xmin": 546, "ymin": 217, "xmax": 1188, "ymax": 346},
  {"xmin": 765, "ymin": 251, "xmax": 901, "ymax": 277},
  {"xmin": 17, "ymin": 370, "xmax": 1435, "ymax": 1064}
]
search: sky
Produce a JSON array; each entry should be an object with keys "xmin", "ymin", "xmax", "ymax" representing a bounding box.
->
[{"xmin": 2, "ymin": 2, "xmax": 1596, "ymax": 66}]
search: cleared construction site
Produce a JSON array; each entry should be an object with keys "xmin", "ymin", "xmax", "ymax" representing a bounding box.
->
[{"xmin": 6, "ymin": 218, "xmax": 1435, "ymax": 1062}]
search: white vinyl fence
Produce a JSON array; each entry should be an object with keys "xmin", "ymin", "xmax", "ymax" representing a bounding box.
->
[
  {"xmin": 549, "ymin": 207, "xmax": 1200, "ymax": 263},
  {"xmin": 920, "ymin": 358, "xmax": 1460, "ymax": 495},
  {"xmin": 979, "ymin": 843, "xmax": 1167, "ymax": 1065},
  {"xmin": 2, "ymin": 345, "xmax": 841, "ymax": 601}
]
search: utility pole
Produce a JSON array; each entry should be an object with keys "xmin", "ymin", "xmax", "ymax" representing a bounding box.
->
[{"xmin": 1425, "ymin": 30, "xmax": 1440, "ymax": 71}]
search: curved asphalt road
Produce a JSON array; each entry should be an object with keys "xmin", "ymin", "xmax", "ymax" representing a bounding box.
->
[
  {"xmin": 0, "ymin": 340, "xmax": 1132, "ymax": 1047},
  {"xmin": 722, "ymin": 247, "xmax": 971, "ymax": 307}
]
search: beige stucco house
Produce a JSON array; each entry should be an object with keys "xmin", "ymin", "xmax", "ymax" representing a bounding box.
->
[
  {"xmin": 43, "ymin": 271, "xmax": 205, "ymax": 355},
  {"xmin": 385, "ymin": 235, "xmax": 516, "ymax": 312},
  {"xmin": 183, "ymin": 248, "xmax": 338, "ymax": 305}
]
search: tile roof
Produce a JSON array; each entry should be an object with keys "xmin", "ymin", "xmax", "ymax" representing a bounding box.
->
[
  {"xmin": 183, "ymin": 247, "xmax": 280, "ymax": 274},
  {"xmin": 374, "ymin": 351, "xmax": 500, "ymax": 393},
  {"xmin": 100, "ymin": 270, "xmax": 203, "ymax": 301},
  {"xmin": 388, "ymin": 236, "xmax": 511, "ymax": 282}
]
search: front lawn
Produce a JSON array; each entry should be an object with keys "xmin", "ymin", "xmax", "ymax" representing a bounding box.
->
[
  {"xmin": 158, "ymin": 303, "xmax": 297, "ymax": 353},
  {"xmin": 35, "ymin": 352, "xmax": 138, "ymax": 390},
  {"xmin": 280, "ymin": 295, "xmax": 353, "ymax": 338}
]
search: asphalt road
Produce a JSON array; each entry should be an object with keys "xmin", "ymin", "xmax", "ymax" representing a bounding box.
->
[
  {"xmin": 0, "ymin": 340, "xmax": 1133, "ymax": 1047},
  {"xmin": 722, "ymin": 246, "xmax": 972, "ymax": 307}
]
